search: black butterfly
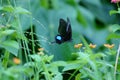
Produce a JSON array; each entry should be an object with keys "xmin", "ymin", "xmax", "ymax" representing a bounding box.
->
[{"xmin": 53, "ymin": 18, "xmax": 72, "ymax": 44}]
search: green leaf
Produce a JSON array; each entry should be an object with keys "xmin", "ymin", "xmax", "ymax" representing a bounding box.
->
[
  {"xmin": 118, "ymin": 8, "xmax": 120, "ymax": 13},
  {"xmin": 109, "ymin": 8, "xmax": 120, "ymax": 16},
  {"xmin": 53, "ymin": 73, "xmax": 63, "ymax": 80},
  {"xmin": 0, "ymin": 5, "xmax": 31, "ymax": 15},
  {"xmin": 66, "ymin": 0, "xmax": 77, "ymax": 6},
  {"xmin": 14, "ymin": 7, "xmax": 31, "ymax": 14},
  {"xmin": 90, "ymin": 53, "xmax": 106, "ymax": 59},
  {"xmin": 107, "ymin": 33, "xmax": 120, "ymax": 40},
  {"xmin": 0, "ymin": 5, "xmax": 14, "ymax": 12},
  {"xmin": 77, "ymin": 9, "xmax": 87, "ymax": 27},
  {"xmin": 75, "ymin": 73, "xmax": 81, "ymax": 80},
  {"xmin": 1, "ymin": 66, "xmax": 33, "ymax": 79},
  {"xmin": 63, "ymin": 63, "xmax": 81, "ymax": 71},
  {"xmin": 0, "ymin": 29, "xmax": 16, "ymax": 38},
  {"xmin": 1, "ymin": 30, "xmax": 16, "ymax": 35},
  {"xmin": 29, "ymin": 54, "xmax": 41, "ymax": 62},
  {"xmin": 51, "ymin": 61, "xmax": 67, "ymax": 67},
  {"xmin": 40, "ymin": 0, "xmax": 49, "ymax": 9},
  {"xmin": 109, "ymin": 10, "xmax": 118, "ymax": 16},
  {"xmin": 43, "ymin": 55, "xmax": 54, "ymax": 63},
  {"xmin": 0, "ymin": 40, "xmax": 19, "ymax": 56},
  {"xmin": 109, "ymin": 24, "xmax": 120, "ymax": 32}
]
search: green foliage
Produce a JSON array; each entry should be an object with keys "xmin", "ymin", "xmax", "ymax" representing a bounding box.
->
[
  {"xmin": 0, "ymin": 0, "xmax": 120, "ymax": 80},
  {"xmin": 107, "ymin": 24, "xmax": 120, "ymax": 40},
  {"xmin": 0, "ymin": 28, "xmax": 19, "ymax": 56},
  {"xmin": 0, "ymin": 5, "xmax": 31, "ymax": 14},
  {"xmin": 0, "ymin": 64, "xmax": 33, "ymax": 80},
  {"xmin": 109, "ymin": 24, "xmax": 120, "ymax": 33},
  {"xmin": 109, "ymin": 8, "xmax": 120, "ymax": 16},
  {"xmin": 0, "ymin": 40, "xmax": 19, "ymax": 56}
]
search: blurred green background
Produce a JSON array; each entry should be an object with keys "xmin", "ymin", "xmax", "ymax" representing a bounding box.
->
[{"xmin": 1, "ymin": 0, "xmax": 120, "ymax": 61}]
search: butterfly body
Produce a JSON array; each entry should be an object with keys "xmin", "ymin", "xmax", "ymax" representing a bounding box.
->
[
  {"xmin": 54, "ymin": 18, "xmax": 72, "ymax": 44},
  {"xmin": 55, "ymin": 35, "xmax": 63, "ymax": 44}
]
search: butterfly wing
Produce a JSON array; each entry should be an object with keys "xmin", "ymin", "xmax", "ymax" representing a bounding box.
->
[
  {"xmin": 64, "ymin": 18, "xmax": 72, "ymax": 41},
  {"xmin": 58, "ymin": 18, "xmax": 67, "ymax": 37},
  {"xmin": 58, "ymin": 18, "xmax": 72, "ymax": 41}
]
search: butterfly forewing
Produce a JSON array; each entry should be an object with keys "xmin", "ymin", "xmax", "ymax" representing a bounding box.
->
[
  {"xmin": 58, "ymin": 18, "xmax": 72, "ymax": 39},
  {"xmin": 58, "ymin": 19, "xmax": 68, "ymax": 37}
]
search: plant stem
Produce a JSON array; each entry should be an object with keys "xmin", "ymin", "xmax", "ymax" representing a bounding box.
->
[
  {"xmin": 2, "ymin": 50, "xmax": 9, "ymax": 69},
  {"xmin": 42, "ymin": 58, "xmax": 51, "ymax": 80},
  {"xmin": 117, "ymin": 3, "xmax": 120, "ymax": 8},
  {"xmin": 114, "ymin": 44, "xmax": 120, "ymax": 80}
]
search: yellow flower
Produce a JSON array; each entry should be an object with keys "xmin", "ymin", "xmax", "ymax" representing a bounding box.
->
[
  {"xmin": 38, "ymin": 48, "xmax": 44, "ymax": 51},
  {"xmin": 74, "ymin": 43, "xmax": 82, "ymax": 49},
  {"xmin": 89, "ymin": 43, "xmax": 96, "ymax": 48},
  {"xmin": 38, "ymin": 48, "xmax": 44, "ymax": 55},
  {"xmin": 13, "ymin": 57, "xmax": 21, "ymax": 64},
  {"xmin": 104, "ymin": 44, "xmax": 114, "ymax": 49}
]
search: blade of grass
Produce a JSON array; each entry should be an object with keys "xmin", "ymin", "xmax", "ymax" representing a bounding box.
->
[
  {"xmin": 2, "ymin": 51, "xmax": 9, "ymax": 69},
  {"xmin": 114, "ymin": 44, "xmax": 120, "ymax": 80}
]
